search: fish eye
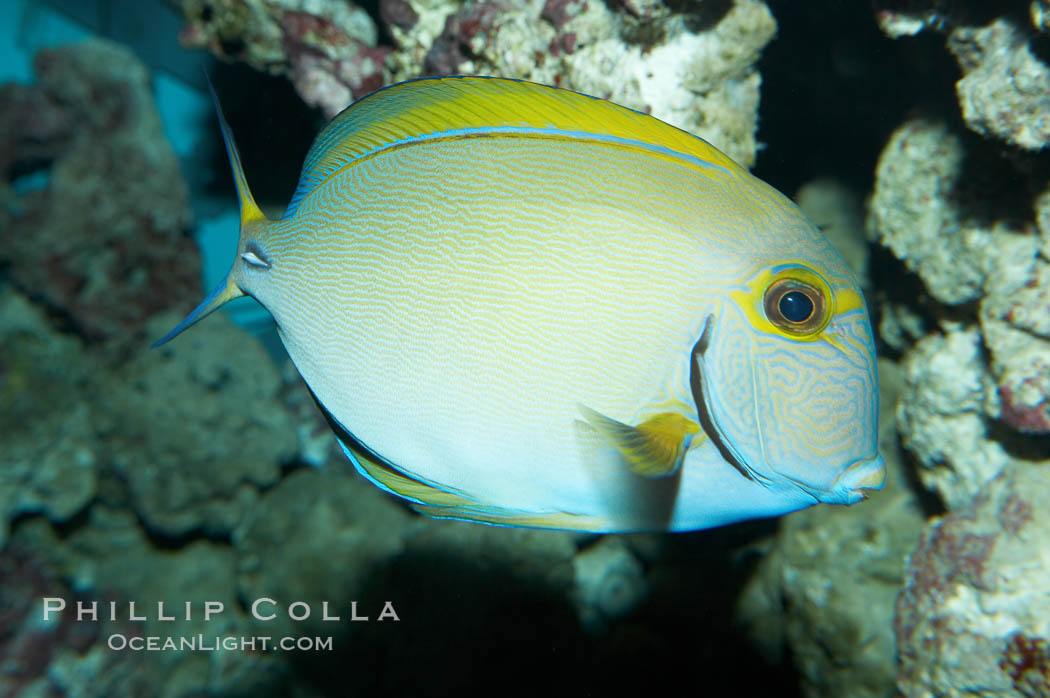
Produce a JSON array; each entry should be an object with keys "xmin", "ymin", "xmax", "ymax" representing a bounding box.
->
[
  {"xmin": 779, "ymin": 290, "xmax": 813, "ymax": 322},
  {"xmin": 763, "ymin": 277, "xmax": 827, "ymax": 335}
]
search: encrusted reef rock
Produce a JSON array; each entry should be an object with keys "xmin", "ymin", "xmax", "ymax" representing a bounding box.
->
[
  {"xmin": 0, "ymin": 285, "xmax": 298, "ymax": 544},
  {"xmin": 895, "ymin": 462, "xmax": 1050, "ymax": 698},
  {"xmin": 0, "ymin": 291, "xmax": 99, "ymax": 549},
  {"xmin": 0, "ymin": 39, "xmax": 198, "ymax": 354},
  {"xmin": 868, "ymin": 119, "xmax": 1040, "ymax": 308},
  {"xmin": 0, "ymin": 539, "xmax": 133, "ymax": 698},
  {"xmin": 234, "ymin": 467, "xmax": 415, "ymax": 639},
  {"xmin": 948, "ymin": 18, "xmax": 1050, "ymax": 151},
  {"xmin": 737, "ymin": 360, "xmax": 926, "ymax": 698},
  {"xmin": 175, "ymin": 0, "xmax": 387, "ymax": 118},
  {"xmin": 572, "ymin": 536, "xmax": 649, "ymax": 632},
  {"xmin": 875, "ymin": 2, "xmax": 1050, "ymax": 151},
  {"xmin": 867, "ymin": 5, "xmax": 1050, "ymax": 692},
  {"xmin": 980, "ymin": 188, "xmax": 1050, "ymax": 437},
  {"xmin": 106, "ymin": 313, "xmax": 298, "ymax": 538},
  {"xmin": 896, "ymin": 327, "xmax": 1011, "ymax": 510},
  {"xmin": 10, "ymin": 511, "xmax": 289, "ymax": 698},
  {"xmin": 0, "ymin": 36, "xmax": 300, "ymax": 544},
  {"xmin": 173, "ymin": 0, "xmax": 778, "ymax": 168},
  {"xmin": 387, "ymin": 0, "xmax": 776, "ymax": 167},
  {"xmin": 868, "ymin": 115, "xmax": 1050, "ymax": 506}
]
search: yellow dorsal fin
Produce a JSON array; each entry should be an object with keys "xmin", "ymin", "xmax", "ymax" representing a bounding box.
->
[
  {"xmin": 285, "ymin": 76, "xmax": 742, "ymax": 216},
  {"xmin": 579, "ymin": 406, "xmax": 702, "ymax": 478}
]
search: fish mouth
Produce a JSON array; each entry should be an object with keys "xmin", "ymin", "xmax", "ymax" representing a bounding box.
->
[
  {"xmin": 823, "ymin": 452, "xmax": 886, "ymax": 505},
  {"xmin": 690, "ymin": 314, "xmax": 886, "ymax": 504},
  {"xmin": 689, "ymin": 315, "xmax": 771, "ymax": 486}
]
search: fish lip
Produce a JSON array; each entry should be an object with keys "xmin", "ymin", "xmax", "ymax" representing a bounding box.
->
[
  {"xmin": 823, "ymin": 452, "xmax": 886, "ymax": 505},
  {"xmin": 690, "ymin": 315, "xmax": 884, "ymax": 505}
]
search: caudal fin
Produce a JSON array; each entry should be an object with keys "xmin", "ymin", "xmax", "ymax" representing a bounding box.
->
[
  {"xmin": 152, "ymin": 77, "xmax": 267, "ymax": 348},
  {"xmin": 151, "ymin": 276, "xmax": 243, "ymax": 348},
  {"xmin": 207, "ymin": 75, "xmax": 266, "ymax": 228}
]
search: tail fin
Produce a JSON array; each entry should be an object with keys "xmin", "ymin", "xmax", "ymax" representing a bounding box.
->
[
  {"xmin": 207, "ymin": 75, "xmax": 267, "ymax": 228},
  {"xmin": 152, "ymin": 77, "xmax": 268, "ymax": 348},
  {"xmin": 151, "ymin": 275, "xmax": 243, "ymax": 348}
]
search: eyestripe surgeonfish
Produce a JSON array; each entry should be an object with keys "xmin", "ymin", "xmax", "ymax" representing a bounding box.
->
[{"xmin": 156, "ymin": 76, "xmax": 885, "ymax": 532}]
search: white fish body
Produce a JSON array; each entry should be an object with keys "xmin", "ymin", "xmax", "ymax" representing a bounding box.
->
[{"xmin": 157, "ymin": 77, "xmax": 884, "ymax": 532}]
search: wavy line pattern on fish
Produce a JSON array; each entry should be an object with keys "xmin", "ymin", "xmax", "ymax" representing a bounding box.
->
[{"xmin": 156, "ymin": 76, "xmax": 884, "ymax": 532}]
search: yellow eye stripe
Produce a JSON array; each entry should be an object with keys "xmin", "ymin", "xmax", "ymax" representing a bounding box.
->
[{"xmin": 729, "ymin": 263, "xmax": 865, "ymax": 341}]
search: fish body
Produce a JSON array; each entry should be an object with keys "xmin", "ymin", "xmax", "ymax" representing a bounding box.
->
[{"xmin": 158, "ymin": 77, "xmax": 884, "ymax": 532}]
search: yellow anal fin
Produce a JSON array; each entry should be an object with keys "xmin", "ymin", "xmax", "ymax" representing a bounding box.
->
[
  {"xmin": 345, "ymin": 434, "xmax": 613, "ymax": 531},
  {"xmin": 413, "ymin": 503, "xmax": 614, "ymax": 532},
  {"xmin": 579, "ymin": 406, "xmax": 702, "ymax": 478},
  {"xmin": 338, "ymin": 437, "xmax": 475, "ymax": 507}
]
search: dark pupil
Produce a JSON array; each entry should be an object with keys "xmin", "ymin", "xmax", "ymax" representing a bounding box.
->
[{"xmin": 779, "ymin": 290, "xmax": 813, "ymax": 323}]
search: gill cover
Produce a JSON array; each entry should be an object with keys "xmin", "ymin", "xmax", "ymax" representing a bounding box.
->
[{"xmin": 696, "ymin": 261, "xmax": 883, "ymax": 502}]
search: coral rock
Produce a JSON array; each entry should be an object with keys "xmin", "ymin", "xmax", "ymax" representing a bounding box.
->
[
  {"xmin": 897, "ymin": 327, "xmax": 1011, "ymax": 510},
  {"xmin": 979, "ymin": 184, "xmax": 1050, "ymax": 436},
  {"xmin": 874, "ymin": 3, "xmax": 946, "ymax": 39},
  {"xmin": 868, "ymin": 118, "xmax": 1039, "ymax": 306},
  {"xmin": 981, "ymin": 258, "xmax": 1050, "ymax": 435},
  {"xmin": 896, "ymin": 462, "xmax": 1050, "ymax": 697},
  {"xmin": 0, "ymin": 83, "xmax": 70, "ymax": 180},
  {"xmin": 0, "ymin": 542, "xmax": 123, "ymax": 698},
  {"xmin": 234, "ymin": 467, "xmax": 414, "ymax": 638},
  {"xmin": 572, "ymin": 537, "xmax": 648, "ymax": 632},
  {"xmin": 381, "ymin": 0, "xmax": 420, "ymax": 31},
  {"xmin": 738, "ymin": 359, "xmax": 926, "ymax": 698},
  {"xmin": 948, "ymin": 18, "xmax": 1050, "ymax": 151},
  {"xmin": 876, "ymin": 5, "xmax": 1050, "ymax": 151},
  {"xmin": 177, "ymin": 0, "xmax": 377, "ymax": 58},
  {"xmin": 11, "ymin": 510, "xmax": 289, "ymax": 697},
  {"xmin": 387, "ymin": 0, "xmax": 777, "ymax": 167},
  {"xmin": 175, "ymin": 0, "xmax": 384, "ymax": 118},
  {"xmin": 0, "ymin": 40, "xmax": 197, "ymax": 353},
  {"xmin": 104, "ymin": 313, "xmax": 297, "ymax": 537},
  {"xmin": 871, "ymin": 114, "xmax": 1050, "ymax": 502},
  {"xmin": 0, "ymin": 290, "xmax": 98, "ymax": 549}
]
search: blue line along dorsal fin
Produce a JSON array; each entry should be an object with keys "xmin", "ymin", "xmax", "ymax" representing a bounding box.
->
[{"xmin": 283, "ymin": 76, "xmax": 743, "ymax": 217}]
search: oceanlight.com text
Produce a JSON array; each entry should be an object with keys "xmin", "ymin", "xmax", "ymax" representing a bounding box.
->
[{"xmin": 107, "ymin": 634, "xmax": 334, "ymax": 652}]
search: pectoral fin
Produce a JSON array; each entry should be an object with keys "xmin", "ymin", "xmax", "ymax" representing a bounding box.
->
[{"xmin": 578, "ymin": 406, "xmax": 702, "ymax": 478}]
